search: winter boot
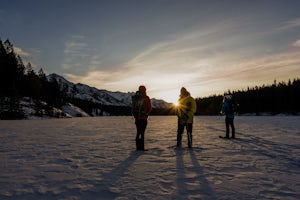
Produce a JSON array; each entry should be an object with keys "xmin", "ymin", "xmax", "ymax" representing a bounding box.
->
[
  {"xmin": 231, "ymin": 131, "xmax": 235, "ymax": 139},
  {"xmin": 136, "ymin": 139, "xmax": 144, "ymax": 151}
]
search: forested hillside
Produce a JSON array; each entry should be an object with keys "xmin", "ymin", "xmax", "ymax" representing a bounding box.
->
[{"xmin": 195, "ymin": 79, "xmax": 300, "ymax": 115}]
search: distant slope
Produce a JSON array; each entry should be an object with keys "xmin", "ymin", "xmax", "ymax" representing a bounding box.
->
[{"xmin": 47, "ymin": 73, "xmax": 173, "ymax": 109}]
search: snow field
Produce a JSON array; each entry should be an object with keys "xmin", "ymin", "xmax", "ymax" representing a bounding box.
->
[{"xmin": 0, "ymin": 116, "xmax": 299, "ymax": 199}]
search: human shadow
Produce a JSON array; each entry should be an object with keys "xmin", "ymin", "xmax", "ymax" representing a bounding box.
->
[
  {"xmin": 189, "ymin": 150, "xmax": 217, "ymax": 199},
  {"xmin": 175, "ymin": 150, "xmax": 188, "ymax": 197},
  {"xmin": 173, "ymin": 149, "xmax": 216, "ymax": 199},
  {"xmin": 88, "ymin": 151, "xmax": 142, "ymax": 199},
  {"xmin": 232, "ymin": 132, "xmax": 300, "ymax": 167}
]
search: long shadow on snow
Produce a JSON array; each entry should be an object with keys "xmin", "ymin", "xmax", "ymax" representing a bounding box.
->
[
  {"xmin": 88, "ymin": 151, "xmax": 142, "ymax": 199},
  {"xmin": 173, "ymin": 149, "xmax": 216, "ymax": 199},
  {"xmin": 189, "ymin": 150, "xmax": 217, "ymax": 198},
  {"xmin": 233, "ymin": 132, "xmax": 300, "ymax": 168}
]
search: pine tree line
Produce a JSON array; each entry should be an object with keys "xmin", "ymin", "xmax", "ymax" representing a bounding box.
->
[
  {"xmin": 0, "ymin": 39, "xmax": 65, "ymax": 119},
  {"xmin": 195, "ymin": 79, "xmax": 300, "ymax": 115}
]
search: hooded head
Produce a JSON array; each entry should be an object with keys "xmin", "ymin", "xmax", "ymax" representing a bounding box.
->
[
  {"xmin": 225, "ymin": 95, "xmax": 232, "ymax": 100},
  {"xmin": 180, "ymin": 87, "xmax": 189, "ymax": 98},
  {"xmin": 223, "ymin": 94, "xmax": 232, "ymax": 103},
  {"xmin": 139, "ymin": 85, "xmax": 147, "ymax": 95},
  {"xmin": 180, "ymin": 87, "xmax": 187, "ymax": 94}
]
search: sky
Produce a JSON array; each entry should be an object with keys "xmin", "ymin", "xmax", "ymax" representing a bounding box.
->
[{"xmin": 1, "ymin": 0, "xmax": 300, "ymax": 104}]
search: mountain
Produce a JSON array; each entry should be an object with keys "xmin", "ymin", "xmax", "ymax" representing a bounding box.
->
[{"xmin": 47, "ymin": 73, "xmax": 173, "ymax": 109}]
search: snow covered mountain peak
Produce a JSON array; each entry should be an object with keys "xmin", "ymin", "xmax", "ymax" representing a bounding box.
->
[{"xmin": 47, "ymin": 73, "xmax": 172, "ymax": 108}]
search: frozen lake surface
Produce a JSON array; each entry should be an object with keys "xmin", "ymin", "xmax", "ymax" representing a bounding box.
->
[{"xmin": 0, "ymin": 116, "xmax": 299, "ymax": 199}]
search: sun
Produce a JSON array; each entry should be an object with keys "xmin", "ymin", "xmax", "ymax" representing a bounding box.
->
[
  {"xmin": 162, "ymin": 91, "xmax": 179, "ymax": 106},
  {"xmin": 171, "ymin": 100, "xmax": 178, "ymax": 107}
]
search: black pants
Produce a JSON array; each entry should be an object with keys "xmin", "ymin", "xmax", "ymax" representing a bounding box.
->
[
  {"xmin": 177, "ymin": 122, "xmax": 193, "ymax": 148},
  {"xmin": 135, "ymin": 119, "xmax": 147, "ymax": 150},
  {"xmin": 225, "ymin": 117, "xmax": 235, "ymax": 138}
]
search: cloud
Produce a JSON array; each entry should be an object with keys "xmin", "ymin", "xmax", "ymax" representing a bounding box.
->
[
  {"xmin": 62, "ymin": 35, "xmax": 102, "ymax": 73},
  {"xmin": 14, "ymin": 46, "xmax": 30, "ymax": 57},
  {"xmin": 64, "ymin": 30, "xmax": 223, "ymax": 99},
  {"xmin": 217, "ymin": 50, "xmax": 300, "ymax": 90},
  {"xmin": 293, "ymin": 39, "xmax": 300, "ymax": 47},
  {"xmin": 63, "ymin": 17, "xmax": 300, "ymax": 101},
  {"xmin": 12, "ymin": 46, "xmax": 43, "ymax": 69},
  {"xmin": 122, "ymin": 31, "xmax": 300, "ymax": 98},
  {"xmin": 65, "ymin": 70, "xmax": 115, "ymax": 85},
  {"xmin": 64, "ymin": 38, "xmax": 87, "ymax": 55},
  {"xmin": 278, "ymin": 17, "xmax": 300, "ymax": 30}
]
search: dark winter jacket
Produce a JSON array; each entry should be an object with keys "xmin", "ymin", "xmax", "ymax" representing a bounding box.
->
[{"xmin": 221, "ymin": 99, "xmax": 235, "ymax": 119}]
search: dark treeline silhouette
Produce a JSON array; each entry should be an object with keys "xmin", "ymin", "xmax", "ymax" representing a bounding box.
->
[
  {"xmin": 1, "ymin": 39, "xmax": 299, "ymax": 119},
  {"xmin": 0, "ymin": 39, "xmax": 67, "ymax": 119},
  {"xmin": 195, "ymin": 79, "xmax": 300, "ymax": 115}
]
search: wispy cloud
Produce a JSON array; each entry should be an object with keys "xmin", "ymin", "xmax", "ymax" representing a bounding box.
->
[
  {"xmin": 13, "ymin": 46, "xmax": 43, "ymax": 69},
  {"xmin": 63, "ymin": 36, "xmax": 87, "ymax": 55},
  {"xmin": 63, "ymin": 16, "xmax": 300, "ymax": 101},
  {"xmin": 278, "ymin": 17, "xmax": 300, "ymax": 30},
  {"xmin": 64, "ymin": 26, "xmax": 233, "ymax": 99},
  {"xmin": 293, "ymin": 39, "xmax": 300, "ymax": 47},
  {"xmin": 62, "ymin": 35, "xmax": 103, "ymax": 73},
  {"xmin": 14, "ymin": 46, "xmax": 30, "ymax": 57}
]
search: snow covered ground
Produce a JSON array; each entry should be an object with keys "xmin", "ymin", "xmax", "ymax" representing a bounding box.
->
[{"xmin": 0, "ymin": 116, "xmax": 299, "ymax": 200}]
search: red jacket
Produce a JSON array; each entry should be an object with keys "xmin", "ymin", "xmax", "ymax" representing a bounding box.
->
[{"xmin": 134, "ymin": 92, "xmax": 152, "ymax": 120}]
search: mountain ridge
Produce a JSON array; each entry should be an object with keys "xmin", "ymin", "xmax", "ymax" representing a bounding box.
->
[{"xmin": 47, "ymin": 73, "xmax": 173, "ymax": 109}]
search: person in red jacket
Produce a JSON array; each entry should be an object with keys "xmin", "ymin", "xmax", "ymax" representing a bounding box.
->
[{"xmin": 132, "ymin": 85, "xmax": 152, "ymax": 151}]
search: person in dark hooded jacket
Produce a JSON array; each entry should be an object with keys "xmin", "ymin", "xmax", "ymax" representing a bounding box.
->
[{"xmin": 221, "ymin": 95, "xmax": 236, "ymax": 139}]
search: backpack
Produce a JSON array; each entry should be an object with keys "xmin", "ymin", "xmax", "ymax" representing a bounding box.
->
[
  {"xmin": 228, "ymin": 99, "xmax": 238, "ymax": 114},
  {"xmin": 131, "ymin": 91, "xmax": 144, "ymax": 117}
]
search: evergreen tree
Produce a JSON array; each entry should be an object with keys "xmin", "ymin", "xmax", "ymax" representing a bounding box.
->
[{"xmin": 0, "ymin": 39, "xmax": 24, "ymax": 119}]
